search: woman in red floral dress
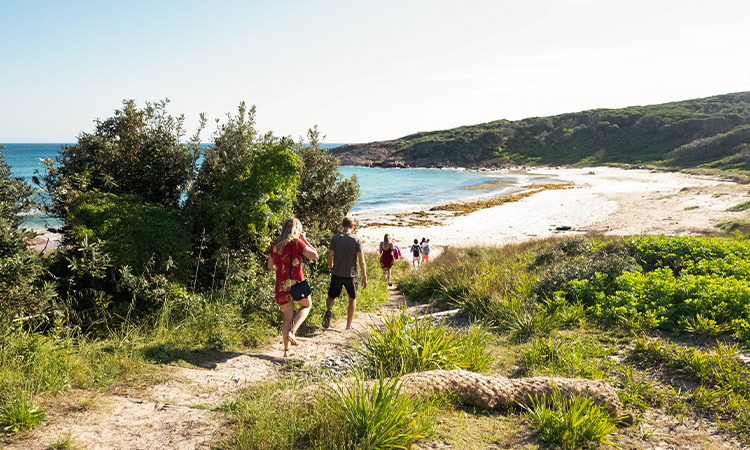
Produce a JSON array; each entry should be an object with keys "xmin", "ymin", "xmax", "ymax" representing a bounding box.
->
[{"xmin": 268, "ymin": 217, "xmax": 318, "ymax": 357}]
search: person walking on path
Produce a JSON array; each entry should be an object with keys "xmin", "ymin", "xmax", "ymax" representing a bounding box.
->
[
  {"xmin": 379, "ymin": 234, "xmax": 396, "ymax": 287},
  {"xmin": 323, "ymin": 216, "xmax": 367, "ymax": 330},
  {"xmin": 411, "ymin": 238, "xmax": 423, "ymax": 269},
  {"xmin": 421, "ymin": 238, "xmax": 430, "ymax": 263},
  {"xmin": 268, "ymin": 217, "xmax": 318, "ymax": 357}
]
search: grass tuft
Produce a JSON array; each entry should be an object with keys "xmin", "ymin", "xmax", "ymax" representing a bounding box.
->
[
  {"xmin": 0, "ymin": 394, "xmax": 46, "ymax": 433},
  {"xmin": 522, "ymin": 387, "xmax": 621, "ymax": 450},
  {"xmin": 358, "ymin": 309, "xmax": 493, "ymax": 377}
]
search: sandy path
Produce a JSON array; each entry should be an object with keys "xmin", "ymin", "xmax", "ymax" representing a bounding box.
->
[
  {"xmin": 355, "ymin": 167, "xmax": 749, "ymax": 252},
  {"xmin": 4, "ymin": 290, "xmax": 409, "ymax": 450}
]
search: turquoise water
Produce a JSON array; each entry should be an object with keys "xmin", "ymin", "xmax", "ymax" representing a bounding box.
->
[
  {"xmin": 340, "ymin": 166, "xmax": 516, "ymax": 213},
  {"xmin": 2, "ymin": 143, "xmax": 521, "ymax": 228}
]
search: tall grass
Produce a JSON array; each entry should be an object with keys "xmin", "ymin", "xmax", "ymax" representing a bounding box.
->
[{"xmin": 358, "ymin": 309, "xmax": 493, "ymax": 377}]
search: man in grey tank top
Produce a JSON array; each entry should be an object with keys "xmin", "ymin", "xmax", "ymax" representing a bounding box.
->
[{"xmin": 323, "ymin": 216, "xmax": 367, "ymax": 330}]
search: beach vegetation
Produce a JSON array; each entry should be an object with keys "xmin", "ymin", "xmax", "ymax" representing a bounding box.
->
[
  {"xmin": 0, "ymin": 393, "xmax": 46, "ymax": 433},
  {"xmin": 398, "ymin": 234, "xmax": 750, "ymax": 445},
  {"xmin": 728, "ymin": 200, "xmax": 750, "ymax": 212},
  {"xmin": 39, "ymin": 99, "xmax": 203, "ymax": 213}
]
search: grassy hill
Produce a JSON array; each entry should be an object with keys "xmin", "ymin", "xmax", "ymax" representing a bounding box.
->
[{"xmin": 333, "ymin": 91, "xmax": 750, "ymax": 177}]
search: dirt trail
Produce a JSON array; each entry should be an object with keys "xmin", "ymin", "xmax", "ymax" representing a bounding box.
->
[{"xmin": 4, "ymin": 288, "xmax": 413, "ymax": 450}]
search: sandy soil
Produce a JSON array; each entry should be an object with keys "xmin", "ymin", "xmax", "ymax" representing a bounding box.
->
[{"xmin": 355, "ymin": 167, "xmax": 750, "ymax": 252}]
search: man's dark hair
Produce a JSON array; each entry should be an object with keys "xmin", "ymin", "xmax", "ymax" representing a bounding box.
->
[{"xmin": 342, "ymin": 216, "xmax": 354, "ymax": 229}]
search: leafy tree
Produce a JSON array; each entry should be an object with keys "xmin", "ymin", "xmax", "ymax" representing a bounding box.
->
[
  {"xmin": 0, "ymin": 146, "xmax": 56, "ymax": 325},
  {"xmin": 186, "ymin": 103, "xmax": 299, "ymax": 258},
  {"xmin": 294, "ymin": 127, "xmax": 359, "ymax": 233}
]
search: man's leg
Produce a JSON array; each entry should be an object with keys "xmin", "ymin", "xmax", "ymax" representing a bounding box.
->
[
  {"xmin": 324, "ymin": 275, "xmax": 346, "ymax": 329},
  {"xmin": 322, "ymin": 296, "xmax": 333, "ymax": 329},
  {"xmin": 346, "ymin": 297, "xmax": 356, "ymax": 329}
]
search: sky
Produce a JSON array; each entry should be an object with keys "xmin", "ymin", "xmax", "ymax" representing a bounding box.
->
[{"xmin": 2, "ymin": 0, "xmax": 749, "ymax": 144}]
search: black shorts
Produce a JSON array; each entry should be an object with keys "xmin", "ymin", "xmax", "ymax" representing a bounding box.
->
[{"xmin": 327, "ymin": 275, "xmax": 358, "ymax": 299}]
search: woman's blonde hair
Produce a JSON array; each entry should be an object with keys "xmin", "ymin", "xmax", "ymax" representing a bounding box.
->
[
  {"xmin": 274, "ymin": 217, "xmax": 302, "ymax": 253},
  {"xmin": 382, "ymin": 234, "xmax": 392, "ymax": 248}
]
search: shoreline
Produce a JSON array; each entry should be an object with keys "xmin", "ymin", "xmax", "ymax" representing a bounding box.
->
[{"xmin": 353, "ymin": 166, "xmax": 749, "ymax": 253}]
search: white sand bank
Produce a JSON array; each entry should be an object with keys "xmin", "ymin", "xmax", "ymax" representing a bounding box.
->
[{"xmin": 354, "ymin": 167, "xmax": 749, "ymax": 253}]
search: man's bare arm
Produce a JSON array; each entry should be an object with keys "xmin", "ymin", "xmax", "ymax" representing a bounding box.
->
[
  {"xmin": 357, "ymin": 251, "xmax": 367, "ymax": 288},
  {"xmin": 327, "ymin": 249, "xmax": 334, "ymax": 270}
]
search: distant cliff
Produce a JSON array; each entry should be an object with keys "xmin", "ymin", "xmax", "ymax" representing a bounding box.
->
[{"xmin": 332, "ymin": 92, "xmax": 750, "ymax": 171}]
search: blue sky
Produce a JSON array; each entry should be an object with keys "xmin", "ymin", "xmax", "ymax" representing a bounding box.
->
[{"xmin": 2, "ymin": 0, "xmax": 749, "ymax": 143}]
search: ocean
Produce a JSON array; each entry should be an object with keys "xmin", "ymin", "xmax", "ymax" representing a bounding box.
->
[{"xmin": 2, "ymin": 143, "xmax": 522, "ymax": 228}]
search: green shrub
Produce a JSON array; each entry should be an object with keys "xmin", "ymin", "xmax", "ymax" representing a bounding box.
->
[
  {"xmin": 570, "ymin": 266, "xmax": 750, "ymax": 339},
  {"xmin": 522, "ymin": 387, "xmax": 620, "ymax": 450},
  {"xmin": 535, "ymin": 240, "xmax": 637, "ymax": 299},
  {"xmin": 358, "ymin": 310, "xmax": 493, "ymax": 377},
  {"xmin": 627, "ymin": 235, "xmax": 750, "ymax": 279},
  {"xmin": 67, "ymin": 190, "xmax": 192, "ymax": 278}
]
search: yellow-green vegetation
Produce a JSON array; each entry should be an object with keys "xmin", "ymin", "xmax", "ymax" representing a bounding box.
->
[
  {"xmin": 430, "ymin": 183, "xmax": 573, "ymax": 215},
  {"xmin": 728, "ymin": 200, "xmax": 750, "ymax": 212},
  {"xmin": 48, "ymin": 433, "xmax": 81, "ymax": 450},
  {"xmin": 459, "ymin": 179, "xmax": 514, "ymax": 190}
]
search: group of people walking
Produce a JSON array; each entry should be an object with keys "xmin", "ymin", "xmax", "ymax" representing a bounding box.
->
[
  {"xmin": 379, "ymin": 235, "xmax": 430, "ymax": 277},
  {"xmin": 267, "ymin": 215, "xmax": 431, "ymax": 357}
]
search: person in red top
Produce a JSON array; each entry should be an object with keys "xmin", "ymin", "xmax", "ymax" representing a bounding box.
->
[
  {"xmin": 268, "ymin": 217, "xmax": 318, "ymax": 357},
  {"xmin": 379, "ymin": 234, "xmax": 395, "ymax": 286}
]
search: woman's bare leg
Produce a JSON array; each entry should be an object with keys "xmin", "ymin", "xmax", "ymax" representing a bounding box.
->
[
  {"xmin": 291, "ymin": 296, "xmax": 311, "ymax": 334},
  {"xmin": 281, "ymin": 301, "xmax": 294, "ymax": 355}
]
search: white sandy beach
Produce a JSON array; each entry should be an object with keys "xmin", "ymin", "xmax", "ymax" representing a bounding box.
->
[{"xmin": 354, "ymin": 167, "xmax": 750, "ymax": 254}]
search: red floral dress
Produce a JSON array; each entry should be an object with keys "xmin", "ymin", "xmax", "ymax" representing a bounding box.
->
[{"xmin": 270, "ymin": 238, "xmax": 305, "ymax": 305}]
